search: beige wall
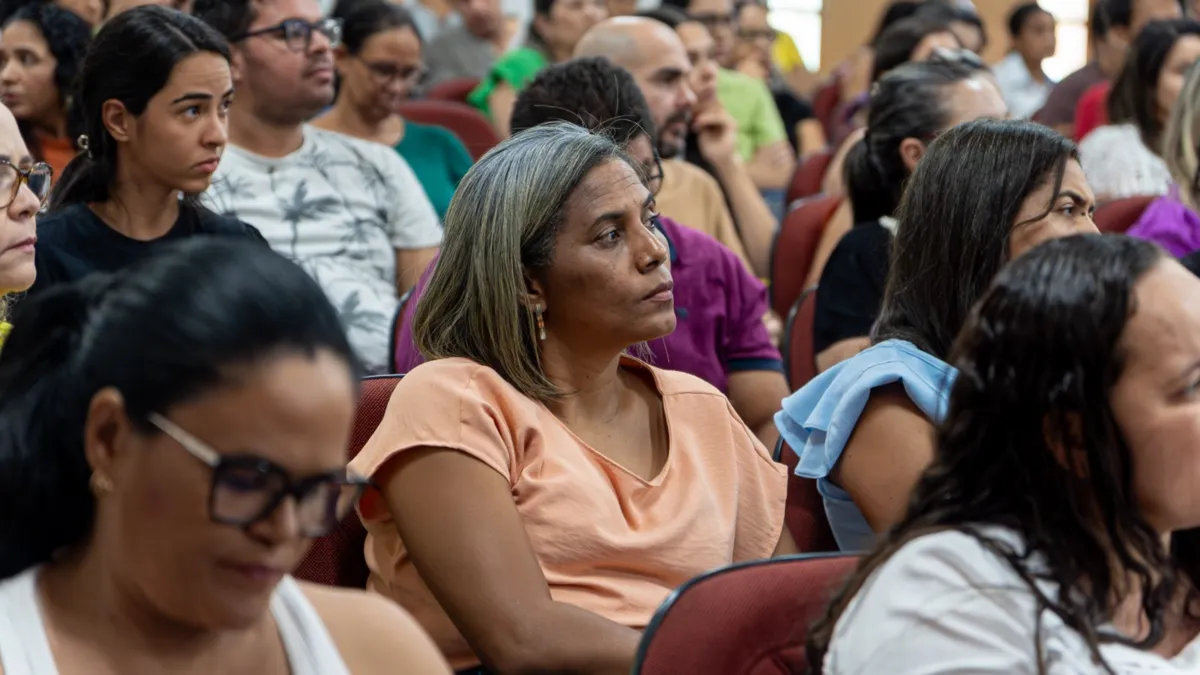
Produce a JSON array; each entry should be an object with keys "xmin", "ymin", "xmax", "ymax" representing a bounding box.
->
[{"xmin": 818, "ymin": 0, "xmax": 1030, "ymax": 74}]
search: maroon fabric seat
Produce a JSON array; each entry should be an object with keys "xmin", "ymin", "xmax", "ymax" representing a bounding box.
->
[
  {"xmin": 770, "ymin": 194, "xmax": 841, "ymax": 317},
  {"xmin": 773, "ymin": 437, "xmax": 838, "ymax": 554},
  {"xmin": 787, "ymin": 150, "xmax": 833, "ymax": 207},
  {"xmin": 1094, "ymin": 195, "xmax": 1156, "ymax": 234},
  {"xmin": 292, "ymin": 375, "xmax": 402, "ymax": 588},
  {"xmin": 633, "ymin": 553, "xmax": 859, "ymax": 675},
  {"xmin": 425, "ymin": 76, "xmax": 479, "ymax": 104},
  {"xmin": 398, "ymin": 100, "xmax": 499, "ymax": 161},
  {"xmin": 783, "ymin": 288, "xmax": 818, "ymax": 390}
]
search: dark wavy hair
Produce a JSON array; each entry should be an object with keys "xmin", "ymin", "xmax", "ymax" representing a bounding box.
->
[
  {"xmin": 1107, "ymin": 18, "xmax": 1200, "ymax": 154},
  {"xmin": 0, "ymin": 238, "xmax": 360, "ymax": 579},
  {"xmin": 873, "ymin": 118, "xmax": 1078, "ymax": 360},
  {"xmin": 808, "ymin": 235, "xmax": 1200, "ymax": 675},
  {"xmin": 51, "ymin": 5, "xmax": 230, "ymax": 210},
  {"xmin": 2, "ymin": 3, "xmax": 91, "ymax": 163}
]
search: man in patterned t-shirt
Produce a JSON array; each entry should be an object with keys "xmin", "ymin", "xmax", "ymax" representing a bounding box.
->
[{"xmin": 195, "ymin": 0, "xmax": 442, "ymax": 373}]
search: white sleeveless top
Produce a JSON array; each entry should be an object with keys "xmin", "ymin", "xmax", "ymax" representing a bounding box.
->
[{"xmin": 0, "ymin": 568, "xmax": 350, "ymax": 675}]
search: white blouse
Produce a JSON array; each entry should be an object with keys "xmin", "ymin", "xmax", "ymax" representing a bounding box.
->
[
  {"xmin": 825, "ymin": 528, "xmax": 1200, "ymax": 674},
  {"xmin": 1078, "ymin": 124, "xmax": 1171, "ymax": 202}
]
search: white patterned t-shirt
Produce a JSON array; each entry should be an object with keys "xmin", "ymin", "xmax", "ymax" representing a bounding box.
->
[{"xmin": 203, "ymin": 126, "xmax": 441, "ymax": 373}]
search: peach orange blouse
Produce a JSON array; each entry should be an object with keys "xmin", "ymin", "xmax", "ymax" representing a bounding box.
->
[{"xmin": 351, "ymin": 356, "xmax": 788, "ymax": 669}]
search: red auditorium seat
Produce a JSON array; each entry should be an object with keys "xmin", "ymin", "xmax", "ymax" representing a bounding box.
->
[
  {"xmin": 812, "ymin": 80, "xmax": 841, "ymax": 140},
  {"xmin": 398, "ymin": 100, "xmax": 499, "ymax": 161},
  {"xmin": 783, "ymin": 288, "xmax": 818, "ymax": 390},
  {"xmin": 770, "ymin": 194, "xmax": 842, "ymax": 317},
  {"xmin": 787, "ymin": 149, "xmax": 834, "ymax": 207},
  {"xmin": 1093, "ymin": 195, "xmax": 1157, "ymax": 234},
  {"xmin": 425, "ymin": 76, "xmax": 479, "ymax": 105},
  {"xmin": 773, "ymin": 437, "xmax": 838, "ymax": 554},
  {"xmin": 632, "ymin": 553, "xmax": 858, "ymax": 675},
  {"xmin": 292, "ymin": 375, "xmax": 402, "ymax": 587},
  {"xmin": 387, "ymin": 288, "xmax": 413, "ymax": 374}
]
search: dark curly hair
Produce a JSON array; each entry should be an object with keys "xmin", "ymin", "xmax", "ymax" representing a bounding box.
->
[
  {"xmin": 511, "ymin": 56, "xmax": 656, "ymax": 145},
  {"xmin": 807, "ymin": 235, "xmax": 1200, "ymax": 675},
  {"xmin": 2, "ymin": 3, "xmax": 91, "ymax": 162}
]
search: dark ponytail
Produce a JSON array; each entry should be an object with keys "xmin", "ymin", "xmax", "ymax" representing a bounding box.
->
[
  {"xmin": 0, "ymin": 238, "xmax": 360, "ymax": 579},
  {"xmin": 846, "ymin": 56, "xmax": 987, "ymax": 223},
  {"xmin": 0, "ymin": 279, "xmax": 118, "ymax": 577},
  {"xmin": 51, "ymin": 5, "xmax": 230, "ymax": 210}
]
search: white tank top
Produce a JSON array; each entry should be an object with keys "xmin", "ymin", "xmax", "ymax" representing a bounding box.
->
[{"xmin": 0, "ymin": 567, "xmax": 350, "ymax": 675}]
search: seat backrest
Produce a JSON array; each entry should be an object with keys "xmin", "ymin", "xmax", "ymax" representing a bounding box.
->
[
  {"xmin": 388, "ymin": 289, "xmax": 413, "ymax": 374},
  {"xmin": 292, "ymin": 375, "xmax": 403, "ymax": 588},
  {"xmin": 812, "ymin": 80, "xmax": 841, "ymax": 139},
  {"xmin": 786, "ymin": 150, "xmax": 833, "ymax": 207},
  {"xmin": 425, "ymin": 76, "xmax": 480, "ymax": 104},
  {"xmin": 633, "ymin": 553, "xmax": 859, "ymax": 675},
  {"xmin": 1094, "ymin": 195, "xmax": 1157, "ymax": 234},
  {"xmin": 398, "ymin": 100, "xmax": 499, "ymax": 161},
  {"xmin": 770, "ymin": 195, "xmax": 841, "ymax": 317},
  {"xmin": 783, "ymin": 288, "xmax": 818, "ymax": 390},
  {"xmin": 774, "ymin": 437, "xmax": 837, "ymax": 554}
]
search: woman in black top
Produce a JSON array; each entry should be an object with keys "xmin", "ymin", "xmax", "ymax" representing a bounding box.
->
[
  {"xmin": 31, "ymin": 5, "xmax": 261, "ymax": 294},
  {"xmin": 813, "ymin": 54, "xmax": 1004, "ymax": 372}
]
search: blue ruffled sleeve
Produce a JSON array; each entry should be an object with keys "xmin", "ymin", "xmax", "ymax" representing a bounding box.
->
[{"xmin": 775, "ymin": 340, "xmax": 957, "ymax": 480}]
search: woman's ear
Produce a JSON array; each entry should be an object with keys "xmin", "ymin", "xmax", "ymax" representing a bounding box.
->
[
  {"xmin": 898, "ymin": 137, "xmax": 927, "ymax": 173},
  {"xmin": 523, "ymin": 272, "xmax": 547, "ymax": 314},
  {"xmin": 100, "ymin": 99, "xmax": 132, "ymax": 144},
  {"xmin": 332, "ymin": 44, "xmax": 351, "ymax": 73},
  {"xmin": 1043, "ymin": 411, "xmax": 1088, "ymax": 477},
  {"xmin": 82, "ymin": 387, "xmax": 131, "ymax": 490}
]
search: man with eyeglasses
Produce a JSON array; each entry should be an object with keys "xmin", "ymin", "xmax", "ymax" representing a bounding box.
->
[{"xmin": 193, "ymin": 0, "xmax": 442, "ymax": 375}]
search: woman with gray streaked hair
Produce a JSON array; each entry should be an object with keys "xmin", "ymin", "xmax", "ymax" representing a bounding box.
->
[
  {"xmin": 348, "ymin": 122, "xmax": 793, "ymax": 673},
  {"xmin": 1126, "ymin": 59, "xmax": 1200, "ymax": 257}
]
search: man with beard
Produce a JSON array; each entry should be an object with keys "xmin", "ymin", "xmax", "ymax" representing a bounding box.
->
[
  {"xmin": 575, "ymin": 15, "xmax": 776, "ymax": 277},
  {"xmin": 194, "ymin": 0, "xmax": 442, "ymax": 375}
]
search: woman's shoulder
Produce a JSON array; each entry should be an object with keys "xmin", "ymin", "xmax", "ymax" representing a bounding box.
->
[
  {"xmin": 397, "ymin": 358, "xmax": 536, "ymax": 411},
  {"xmin": 402, "ymin": 122, "xmax": 470, "ymax": 154},
  {"xmin": 189, "ymin": 205, "xmax": 267, "ymax": 241},
  {"xmin": 298, "ymin": 581, "xmax": 451, "ymax": 675},
  {"xmin": 36, "ymin": 203, "xmax": 94, "ymax": 242}
]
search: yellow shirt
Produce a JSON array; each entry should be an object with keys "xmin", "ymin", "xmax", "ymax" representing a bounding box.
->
[{"xmin": 773, "ymin": 32, "xmax": 804, "ymax": 73}]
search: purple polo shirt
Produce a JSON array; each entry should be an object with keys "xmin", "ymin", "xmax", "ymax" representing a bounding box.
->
[
  {"xmin": 393, "ymin": 215, "xmax": 782, "ymax": 392},
  {"xmin": 1128, "ymin": 186, "xmax": 1200, "ymax": 258}
]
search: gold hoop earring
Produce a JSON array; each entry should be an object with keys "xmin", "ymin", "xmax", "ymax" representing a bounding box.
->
[{"xmin": 535, "ymin": 305, "xmax": 546, "ymax": 341}]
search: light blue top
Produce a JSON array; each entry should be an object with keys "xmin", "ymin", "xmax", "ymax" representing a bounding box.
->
[{"xmin": 774, "ymin": 339, "xmax": 957, "ymax": 552}]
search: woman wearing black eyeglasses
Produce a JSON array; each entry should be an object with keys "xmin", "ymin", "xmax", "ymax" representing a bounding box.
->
[
  {"xmin": 0, "ymin": 102, "xmax": 48, "ymax": 347},
  {"xmin": 0, "ymin": 237, "xmax": 451, "ymax": 674},
  {"xmin": 29, "ymin": 6, "xmax": 264, "ymax": 296},
  {"xmin": 314, "ymin": 0, "xmax": 471, "ymax": 221}
]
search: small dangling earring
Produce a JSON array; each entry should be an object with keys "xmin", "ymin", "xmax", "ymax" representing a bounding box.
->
[
  {"xmin": 77, "ymin": 134, "xmax": 93, "ymax": 159},
  {"xmin": 89, "ymin": 471, "xmax": 113, "ymax": 496},
  {"xmin": 535, "ymin": 304, "xmax": 546, "ymax": 341}
]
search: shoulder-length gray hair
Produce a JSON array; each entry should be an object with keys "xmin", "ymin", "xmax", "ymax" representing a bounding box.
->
[{"xmin": 413, "ymin": 122, "xmax": 637, "ymax": 400}]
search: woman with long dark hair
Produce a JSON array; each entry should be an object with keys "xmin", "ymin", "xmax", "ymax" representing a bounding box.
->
[
  {"xmin": 776, "ymin": 119, "xmax": 1098, "ymax": 552},
  {"xmin": 30, "ymin": 5, "xmax": 262, "ymax": 295},
  {"xmin": 1079, "ymin": 18, "xmax": 1200, "ymax": 200},
  {"xmin": 812, "ymin": 234, "xmax": 1200, "ymax": 673},
  {"xmin": 813, "ymin": 54, "xmax": 1004, "ymax": 371},
  {"xmin": 0, "ymin": 3, "xmax": 90, "ymax": 179},
  {"xmin": 0, "ymin": 238, "xmax": 451, "ymax": 673},
  {"xmin": 314, "ymin": 0, "xmax": 471, "ymax": 221}
]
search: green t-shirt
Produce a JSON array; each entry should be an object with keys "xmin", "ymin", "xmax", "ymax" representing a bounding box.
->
[
  {"xmin": 716, "ymin": 68, "xmax": 788, "ymax": 161},
  {"xmin": 395, "ymin": 121, "xmax": 473, "ymax": 220},
  {"xmin": 466, "ymin": 47, "xmax": 550, "ymax": 117}
]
